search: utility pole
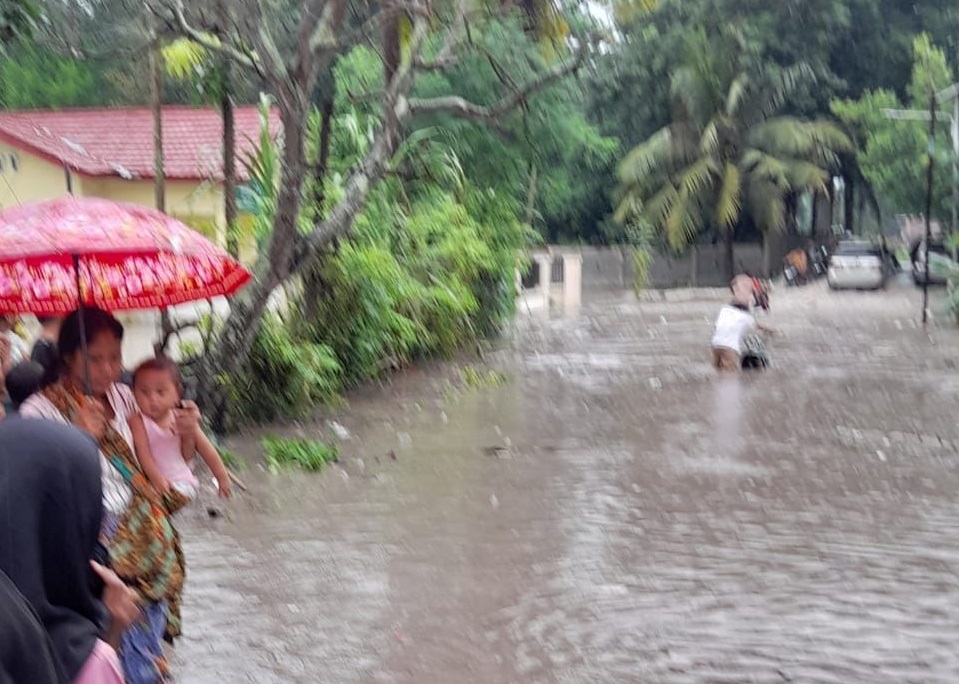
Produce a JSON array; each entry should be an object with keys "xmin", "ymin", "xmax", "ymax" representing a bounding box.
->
[
  {"xmin": 923, "ymin": 92, "xmax": 937, "ymax": 326},
  {"xmin": 883, "ymin": 80, "xmax": 959, "ymax": 325}
]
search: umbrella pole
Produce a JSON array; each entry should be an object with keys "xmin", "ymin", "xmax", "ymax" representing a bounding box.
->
[{"xmin": 72, "ymin": 254, "xmax": 92, "ymax": 395}]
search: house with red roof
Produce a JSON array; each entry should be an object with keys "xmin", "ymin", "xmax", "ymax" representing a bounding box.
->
[{"xmin": 0, "ymin": 105, "xmax": 279, "ymax": 257}]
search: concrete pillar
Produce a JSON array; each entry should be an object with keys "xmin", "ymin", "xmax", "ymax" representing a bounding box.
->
[
  {"xmin": 562, "ymin": 252, "xmax": 582, "ymax": 314},
  {"xmin": 535, "ymin": 253, "xmax": 553, "ymax": 309}
]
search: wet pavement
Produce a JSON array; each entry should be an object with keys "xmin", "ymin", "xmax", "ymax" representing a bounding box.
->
[{"xmin": 173, "ymin": 281, "xmax": 959, "ymax": 683}]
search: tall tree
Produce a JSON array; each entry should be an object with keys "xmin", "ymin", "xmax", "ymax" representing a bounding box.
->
[
  {"xmin": 616, "ymin": 33, "xmax": 852, "ymax": 277},
  {"xmin": 146, "ymin": 0, "xmax": 589, "ymax": 414},
  {"xmin": 832, "ymin": 34, "xmax": 956, "ymax": 223}
]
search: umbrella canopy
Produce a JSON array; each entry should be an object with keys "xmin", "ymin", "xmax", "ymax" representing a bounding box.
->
[{"xmin": 0, "ymin": 197, "xmax": 251, "ymax": 314}]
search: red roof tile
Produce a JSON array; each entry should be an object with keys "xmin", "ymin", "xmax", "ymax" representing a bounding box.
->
[{"xmin": 0, "ymin": 106, "xmax": 280, "ymax": 181}]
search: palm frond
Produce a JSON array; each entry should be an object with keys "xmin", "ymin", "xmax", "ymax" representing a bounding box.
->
[
  {"xmin": 613, "ymin": 189, "xmax": 648, "ymax": 224},
  {"xmin": 699, "ymin": 119, "xmax": 720, "ymax": 157},
  {"xmin": 725, "ymin": 73, "xmax": 750, "ymax": 117},
  {"xmin": 747, "ymin": 118, "xmax": 852, "ymax": 170},
  {"xmin": 750, "ymin": 63, "xmax": 816, "ymax": 121},
  {"xmin": 618, "ymin": 127, "xmax": 678, "ymax": 185},
  {"xmin": 664, "ymin": 184, "xmax": 710, "ymax": 250},
  {"xmin": 740, "ymin": 149, "xmax": 789, "ymax": 189},
  {"xmin": 641, "ymin": 183, "xmax": 679, "ymax": 226},
  {"xmin": 679, "ymin": 157, "xmax": 718, "ymax": 197},
  {"xmin": 745, "ymin": 177, "xmax": 787, "ymax": 235},
  {"xmin": 715, "ymin": 163, "xmax": 742, "ymax": 229},
  {"xmin": 782, "ymin": 160, "xmax": 830, "ymax": 194},
  {"xmin": 619, "ymin": 122, "xmax": 701, "ymax": 193}
]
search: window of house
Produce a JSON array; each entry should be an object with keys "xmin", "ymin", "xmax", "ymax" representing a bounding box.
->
[{"xmin": 9, "ymin": 154, "xmax": 19, "ymax": 172}]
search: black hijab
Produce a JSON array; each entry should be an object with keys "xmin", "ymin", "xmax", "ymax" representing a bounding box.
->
[
  {"xmin": 0, "ymin": 418, "xmax": 105, "ymax": 683},
  {"xmin": 0, "ymin": 570, "xmax": 59, "ymax": 684}
]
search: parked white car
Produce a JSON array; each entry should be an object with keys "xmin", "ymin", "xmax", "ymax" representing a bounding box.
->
[
  {"xmin": 827, "ymin": 241, "xmax": 888, "ymax": 290},
  {"xmin": 911, "ymin": 241, "xmax": 955, "ymax": 286}
]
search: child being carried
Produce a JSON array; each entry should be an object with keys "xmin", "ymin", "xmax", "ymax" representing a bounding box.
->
[{"xmin": 129, "ymin": 357, "xmax": 232, "ymax": 500}]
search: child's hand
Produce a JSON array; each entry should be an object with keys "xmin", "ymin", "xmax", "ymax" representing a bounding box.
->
[{"xmin": 217, "ymin": 477, "xmax": 233, "ymax": 498}]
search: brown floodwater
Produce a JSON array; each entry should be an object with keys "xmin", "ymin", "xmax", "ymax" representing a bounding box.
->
[{"xmin": 172, "ymin": 281, "xmax": 959, "ymax": 683}]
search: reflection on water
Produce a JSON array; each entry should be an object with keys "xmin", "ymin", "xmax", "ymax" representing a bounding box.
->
[
  {"xmin": 712, "ymin": 375, "xmax": 744, "ymax": 459},
  {"xmin": 175, "ymin": 284, "xmax": 959, "ymax": 683}
]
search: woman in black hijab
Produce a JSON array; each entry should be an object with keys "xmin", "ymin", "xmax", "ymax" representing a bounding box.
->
[
  {"xmin": 0, "ymin": 570, "xmax": 59, "ymax": 684},
  {"xmin": 0, "ymin": 419, "xmax": 135, "ymax": 683}
]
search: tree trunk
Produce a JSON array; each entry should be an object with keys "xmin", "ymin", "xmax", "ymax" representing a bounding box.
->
[
  {"xmin": 723, "ymin": 229, "xmax": 734, "ymax": 280},
  {"xmin": 690, "ymin": 244, "xmax": 698, "ymax": 287},
  {"xmin": 150, "ymin": 43, "xmax": 165, "ymax": 214},
  {"xmin": 222, "ymin": 60, "xmax": 238, "ymax": 259},
  {"xmin": 844, "ymin": 174, "xmax": 855, "ymax": 236},
  {"xmin": 762, "ymin": 234, "xmax": 772, "ymax": 278},
  {"xmin": 301, "ymin": 94, "xmax": 336, "ymax": 326},
  {"xmin": 149, "ymin": 38, "xmax": 174, "ymax": 358},
  {"xmin": 524, "ymin": 163, "xmax": 538, "ymax": 226},
  {"xmin": 381, "ymin": 14, "xmax": 402, "ymax": 149},
  {"xmin": 194, "ymin": 94, "xmax": 309, "ymax": 422}
]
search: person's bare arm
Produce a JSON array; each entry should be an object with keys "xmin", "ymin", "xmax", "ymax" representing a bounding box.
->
[
  {"xmin": 128, "ymin": 414, "xmax": 170, "ymax": 494},
  {"xmin": 196, "ymin": 430, "xmax": 232, "ymax": 497},
  {"xmin": 91, "ymin": 562, "xmax": 141, "ymax": 649},
  {"xmin": 756, "ymin": 322, "xmax": 778, "ymax": 335},
  {"xmin": 179, "ymin": 429, "xmax": 198, "ymax": 466}
]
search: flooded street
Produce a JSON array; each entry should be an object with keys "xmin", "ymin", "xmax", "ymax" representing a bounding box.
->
[{"xmin": 174, "ymin": 282, "xmax": 959, "ymax": 683}]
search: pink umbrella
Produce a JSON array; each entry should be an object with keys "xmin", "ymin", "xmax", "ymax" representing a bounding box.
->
[
  {"xmin": 0, "ymin": 197, "xmax": 251, "ymax": 314},
  {"xmin": 0, "ymin": 197, "xmax": 252, "ymax": 393}
]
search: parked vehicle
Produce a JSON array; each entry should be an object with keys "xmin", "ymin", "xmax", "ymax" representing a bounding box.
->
[
  {"xmin": 810, "ymin": 244, "xmax": 830, "ymax": 278},
  {"xmin": 827, "ymin": 241, "xmax": 888, "ymax": 290},
  {"xmin": 784, "ymin": 244, "xmax": 829, "ymax": 286},
  {"xmin": 911, "ymin": 240, "xmax": 955, "ymax": 286}
]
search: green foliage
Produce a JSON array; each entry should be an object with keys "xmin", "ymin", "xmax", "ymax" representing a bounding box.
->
[
  {"xmin": 0, "ymin": 45, "xmax": 98, "ymax": 108},
  {"xmin": 831, "ymin": 34, "xmax": 956, "ymax": 220},
  {"xmin": 304, "ymin": 185, "xmax": 526, "ymax": 382},
  {"xmin": 261, "ymin": 436, "xmax": 338, "ymax": 472},
  {"xmin": 227, "ymin": 313, "xmax": 341, "ymax": 426},
  {"xmin": 615, "ymin": 33, "xmax": 852, "ymax": 258},
  {"xmin": 460, "ymin": 366, "xmax": 509, "ymax": 389},
  {"xmin": 411, "ymin": 18, "xmax": 618, "ymax": 242},
  {"xmin": 0, "ymin": 0, "xmax": 39, "ymax": 53},
  {"xmin": 218, "ymin": 448, "xmax": 245, "ymax": 471},
  {"xmin": 238, "ymin": 94, "xmax": 281, "ymax": 248}
]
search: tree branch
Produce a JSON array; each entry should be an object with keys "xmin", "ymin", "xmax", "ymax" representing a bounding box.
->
[
  {"xmin": 151, "ymin": 0, "xmax": 279, "ymax": 80},
  {"xmin": 408, "ymin": 42, "xmax": 587, "ymax": 124},
  {"xmin": 414, "ymin": 0, "xmax": 469, "ymax": 71},
  {"xmin": 296, "ymin": 13, "xmax": 434, "ymax": 262}
]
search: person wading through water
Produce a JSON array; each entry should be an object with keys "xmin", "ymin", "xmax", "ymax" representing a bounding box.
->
[{"xmin": 710, "ymin": 274, "xmax": 775, "ymax": 371}]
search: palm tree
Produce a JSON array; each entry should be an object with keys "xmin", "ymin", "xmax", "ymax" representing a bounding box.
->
[{"xmin": 615, "ymin": 36, "xmax": 854, "ymax": 278}]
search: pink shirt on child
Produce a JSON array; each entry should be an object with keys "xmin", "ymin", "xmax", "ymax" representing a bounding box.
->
[
  {"xmin": 73, "ymin": 639, "xmax": 124, "ymax": 684},
  {"xmin": 142, "ymin": 414, "xmax": 199, "ymax": 489}
]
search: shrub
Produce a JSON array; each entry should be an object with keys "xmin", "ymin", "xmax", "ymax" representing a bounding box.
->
[
  {"xmin": 304, "ymin": 188, "xmax": 526, "ymax": 383},
  {"xmin": 262, "ymin": 436, "xmax": 339, "ymax": 472},
  {"xmin": 227, "ymin": 314, "xmax": 341, "ymax": 427}
]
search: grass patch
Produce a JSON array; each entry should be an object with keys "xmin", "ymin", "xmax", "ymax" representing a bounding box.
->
[
  {"xmin": 261, "ymin": 436, "xmax": 339, "ymax": 472},
  {"xmin": 460, "ymin": 366, "xmax": 510, "ymax": 389},
  {"xmin": 218, "ymin": 448, "xmax": 246, "ymax": 472}
]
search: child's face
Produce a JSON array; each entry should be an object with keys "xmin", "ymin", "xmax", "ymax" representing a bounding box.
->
[{"xmin": 134, "ymin": 369, "xmax": 181, "ymax": 421}]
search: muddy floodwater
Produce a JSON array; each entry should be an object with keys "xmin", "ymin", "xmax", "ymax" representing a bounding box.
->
[{"xmin": 173, "ymin": 282, "xmax": 959, "ymax": 683}]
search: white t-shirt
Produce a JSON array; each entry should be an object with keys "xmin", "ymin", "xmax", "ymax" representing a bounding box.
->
[
  {"xmin": 21, "ymin": 383, "xmax": 137, "ymax": 516},
  {"xmin": 711, "ymin": 305, "xmax": 756, "ymax": 354}
]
